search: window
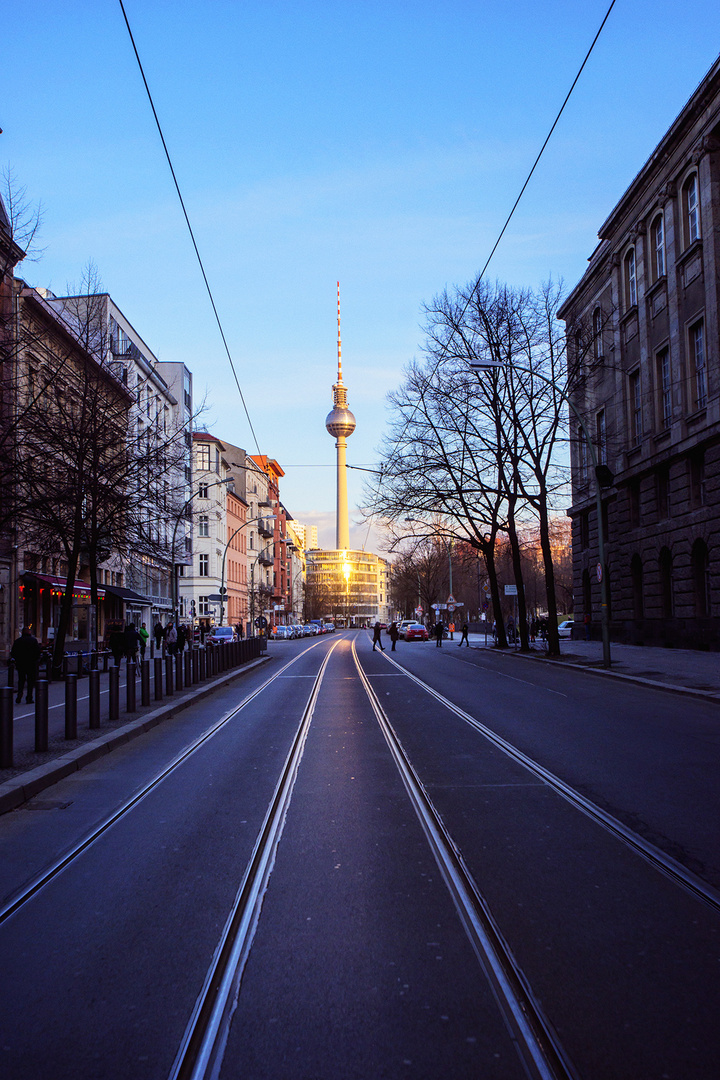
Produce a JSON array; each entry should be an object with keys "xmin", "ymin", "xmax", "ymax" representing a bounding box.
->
[
  {"xmin": 198, "ymin": 596, "xmax": 210, "ymax": 616},
  {"xmin": 656, "ymin": 466, "xmax": 670, "ymax": 519},
  {"xmin": 659, "ymin": 548, "xmax": 674, "ymax": 619},
  {"xmin": 682, "ymin": 173, "xmax": 700, "ymax": 247},
  {"xmin": 624, "ymin": 248, "xmax": 637, "ymax": 308},
  {"xmin": 630, "ymin": 555, "xmax": 644, "ymax": 620},
  {"xmin": 691, "ymin": 539, "xmax": 711, "ymax": 617},
  {"xmin": 651, "ymin": 214, "xmax": 665, "ymax": 281},
  {"xmin": 656, "ymin": 347, "xmax": 672, "ymax": 430},
  {"xmin": 198, "ymin": 515, "xmax": 209, "ymax": 537},
  {"xmin": 596, "ymin": 410, "xmax": 607, "ymax": 465},
  {"xmin": 199, "ymin": 553, "xmax": 209, "ymax": 576},
  {"xmin": 689, "ymin": 319, "xmax": 706, "ymax": 410},
  {"xmin": 198, "ymin": 483, "xmax": 208, "ymax": 499},
  {"xmin": 690, "ymin": 450, "xmax": 706, "ymax": 508},
  {"xmin": 196, "ymin": 444, "xmax": 211, "ymax": 471},
  {"xmin": 592, "ymin": 307, "xmax": 603, "ymax": 361},
  {"xmin": 629, "ymin": 369, "xmax": 642, "ymax": 445}
]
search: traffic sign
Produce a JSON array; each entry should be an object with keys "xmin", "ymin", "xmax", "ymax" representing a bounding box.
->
[
  {"xmin": 504, "ymin": 584, "xmax": 518, "ymax": 596},
  {"xmin": 415, "ymin": 606, "xmax": 424, "ymax": 616},
  {"xmin": 447, "ymin": 594, "xmax": 456, "ymax": 605}
]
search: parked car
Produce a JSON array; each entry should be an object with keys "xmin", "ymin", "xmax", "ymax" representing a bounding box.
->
[
  {"xmin": 207, "ymin": 625, "xmax": 236, "ymax": 644},
  {"xmin": 405, "ymin": 623, "xmax": 429, "ymax": 641},
  {"xmin": 557, "ymin": 619, "xmax": 575, "ymax": 639},
  {"xmin": 323, "ymin": 623, "xmax": 335, "ymax": 633},
  {"xmin": 397, "ymin": 619, "xmax": 417, "ymax": 639}
]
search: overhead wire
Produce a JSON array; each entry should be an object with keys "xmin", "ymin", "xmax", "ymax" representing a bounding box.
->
[
  {"xmin": 117, "ymin": 0, "xmax": 262, "ymax": 457},
  {"xmin": 382, "ymin": 0, "xmax": 618, "ymax": 492}
]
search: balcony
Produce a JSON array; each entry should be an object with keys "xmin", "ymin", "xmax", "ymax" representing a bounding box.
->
[
  {"xmin": 258, "ymin": 517, "xmax": 274, "ymax": 538},
  {"xmin": 258, "ymin": 549, "xmax": 273, "ymax": 566}
]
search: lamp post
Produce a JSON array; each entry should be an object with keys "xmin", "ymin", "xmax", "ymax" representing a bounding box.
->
[
  {"xmin": 170, "ymin": 477, "xmax": 231, "ymax": 623},
  {"xmin": 468, "ymin": 359, "xmax": 612, "ymax": 668},
  {"xmin": 219, "ymin": 514, "xmax": 276, "ymax": 628},
  {"xmin": 249, "ymin": 544, "xmax": 273, "ymax": 637}
]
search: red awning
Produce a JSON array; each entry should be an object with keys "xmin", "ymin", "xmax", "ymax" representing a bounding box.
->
[{"xmin": 22, "ymin": 572, "xmax": 106, "ymax": 599}]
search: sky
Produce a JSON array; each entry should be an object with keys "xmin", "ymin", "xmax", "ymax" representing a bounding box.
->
[{"xmin": 3, "ymin": 2, "xmax": 719, "ymax": 551}]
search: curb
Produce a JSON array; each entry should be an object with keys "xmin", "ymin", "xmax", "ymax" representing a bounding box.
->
[
  {"xmin": 0, "ymin": 655, "xmax": 272, "ymax": 816},
  {"xmin": 501, "ymin": 648, "xmax": 720, "ymax": 704}
]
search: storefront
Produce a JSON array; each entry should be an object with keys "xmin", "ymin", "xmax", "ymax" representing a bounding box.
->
[{"xmin": 20, "ymin": 573, "xmax": 106, "ymax": 651}]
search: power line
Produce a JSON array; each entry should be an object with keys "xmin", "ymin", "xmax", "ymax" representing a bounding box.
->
[{"xmin": 117, "ymin": 0, "xmax": 262, "ymax": 456}]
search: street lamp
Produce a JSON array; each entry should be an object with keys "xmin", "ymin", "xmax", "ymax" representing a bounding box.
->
[
  {"xmin": 249, "ymin": 544, "xmax": 274, "ymax": 637},
  {"xmin": 468, "ymin": 358, "xmax": 612, "ymax": 668},
  {"xmin": 219, "ymin": 514, "xmax": 277, "ymax": 628},
  {"xmin": 170, "ymin": 477, "xmax": 231, "ymax": 623}
]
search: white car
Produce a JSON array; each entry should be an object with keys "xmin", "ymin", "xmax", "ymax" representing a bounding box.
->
[{"xmin": 557, "ymin": 620, "xmax": 575, "ymax": 639}]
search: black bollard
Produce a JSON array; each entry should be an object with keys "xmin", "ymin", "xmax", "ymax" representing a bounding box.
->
[
  {"xmin": 154, "ymin": 657, "xmax": 163, "ymax": 701},
  {"xmin": 165, "ymin": 655, "xmax": 174, "ymax": 696},
  {"xmin": 0, "ymin": 687, "xmax": 13, "ymax": 768},
  {"xmin": 184, "ymin": 649, "xmax": 192, "ymax": 685},
  {"xmin": 65, "ymin": 673, "xmax": 78, "ymax": 739},
  {"xmin": 7, "ymin": 659, "xmax": 14, "ymax": 689},
  {"xmin": 35, "ymin": 680, "xmax": 49, "ymax": 752},
  {"xmin": 89, "ymin": 669, "xmax": 101, "ymax": 729},
  {"xmin": 126, "ymin": 662, "xmax": 137, "ymax": 713},
  {"xmin": 192, "ymin": 647, "xmax": 199, "ymax": 684},
  {"xmin": 198, "ymin": 647, "xmax": 206, "ymax": 682},
  {"xmin": 109, "ymin": 665, "xmax": 120, "ymax": 721},
  {"xmin": 141, "ymin": 659, "xmax": 151, "ymax": 707},
  {"xmin": 175, "ymin": 652, "xmax": 183, "ymax": 692}
]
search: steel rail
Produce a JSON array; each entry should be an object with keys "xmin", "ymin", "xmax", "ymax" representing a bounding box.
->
[
  {"xmin": 168, "ymin": 638, "xmax": 341, "ymax": 1080},
  {"xmin": 378, "ymin": 647, "xmax": 720, "ymax": 915},
  {"xmin": 352, "ymin": 639, "xmax": 579, "ymax": 1080},
  {"xmin": 0, "ymin": 639, "xmax": 328, "ymax": 927}
]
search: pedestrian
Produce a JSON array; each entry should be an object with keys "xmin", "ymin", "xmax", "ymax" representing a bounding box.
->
[
  {"xmin": 235, "ymin": 622, "xmax": 243, "ymax": 640},
  {"xmin": 389, "ymin": 621, "xmax": 399, "ymax": 651},
  {"xmin": 435, "ymin": 621, "xmax": 443, "ymax": 647},
  {"xmin": 124, "ymin": 623, "xmax": 141, "ymax": 664},
  {"xmin": 165, "ymin": 622, "xmax": 178, "ymax": 656},
  {"xmin": 530, "ymin": 617, "xmax": 537, "ymax": 644},
  {"xmin": 153, "ymin": 620, "xmax": 164, "ymax": 650},
  {"xmin": 109, "ymin": 625, "xmax": 125, "ymax": 666},
  {"xmin": 177, "ymin": 624, "xmax": 187, "ymax": 653},
  {"xmin": 458, "ymin": 622, "xmax": 469, "ymax": 647},
  {"xmin": 10, "ymin": 627, "xmax": 41, "ymax": 705},
  {"xmin": 372, "ymin": 622, "xmax": 385, "ymax": 652},
  {"xmin": 138, "ymin": 622, "xmax": 149, "ymax": 659}
]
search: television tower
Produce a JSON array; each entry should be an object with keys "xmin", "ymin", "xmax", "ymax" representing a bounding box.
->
[{"xmin": 325, "ymin": 282, "xmax": 356, "ymax": 550}]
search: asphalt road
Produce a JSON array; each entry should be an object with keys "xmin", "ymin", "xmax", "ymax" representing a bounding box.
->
[{"xmin": 0, "ymin": 630, "xmax": 718, "ymax": 1080}]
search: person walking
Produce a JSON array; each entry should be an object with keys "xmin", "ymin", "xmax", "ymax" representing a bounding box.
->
[
  {"xmin": 138, "ymin": 622, "xmax": 149, "ymax": 659},
  {"xmin": 372, "ymin": 622, "xmax": 385, "ymax": 652},
  {"xmin": 389, "ymin": 621, "xmax": 399, "ymax": 651},
  {"xmin": 10, "ymin": 627, "xmax": 41, "ymax": 704},
  {"xmin": 177, "ymin": 624, "xmax": 187, "ymax": 654},
  {"xmin": 153, "ymin": 621, "xmax": 164, "ymax": 651},
  {"xmin": 165, "ymin": 622, "xmax": 178, "ymax": 656},
  {"xmin": 435, "ymin": 621, "xmax": 444, "ymax": 647},
  {"xmin": 109, "ymin": 625, "xmax": 125, "ymax": 666},
  {"xmin": 124, "ymin": 623, "xmax": 141, "ymax": 664},
  {"xmin": 458, "ymin": 621, "xmax": 469, "ymax": 647}
]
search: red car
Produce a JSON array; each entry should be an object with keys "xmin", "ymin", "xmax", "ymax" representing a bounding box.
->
[{"xmin": 404, "ymin": 623, "xmax": 429, "ymax": 641}]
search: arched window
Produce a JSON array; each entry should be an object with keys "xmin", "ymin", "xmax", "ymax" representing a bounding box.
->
[
  {"xmin": 682, "ymin": 173, "xmax": 700, "ymax": 247},
  {"xmin": 624, "ymin": 247, "xmax": 637, "ymax": 308},
  {"xmin": 650, "ymin": 214, "xmax": 665, "ymax": 281},
  {"xmin": 691, "ymin": 539, "xmax": 711, "ymax": 617},
  {"xmin": 631, "ymin": 554, "xmax": 644, "ymax": 620},
  {"xmin": 659, "ymin": 547, "xmax": 674, "ymax": 619}
]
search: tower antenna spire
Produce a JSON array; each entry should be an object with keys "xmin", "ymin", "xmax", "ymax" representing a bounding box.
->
[{"xmin": 337, "ymin": 280, "xmax": 343, "ymax": 383}]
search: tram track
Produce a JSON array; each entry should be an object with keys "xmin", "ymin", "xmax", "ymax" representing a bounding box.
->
[
  {"xmin": 375, "ymin": 644, "xmax": 720, "ymax": 914},
  {"xmin": 0, "ymin": 638, "xmax": 331, "ymax": 928},
  {"xmin": 352, "ymin": 639, "xmax": 579, "ymax": 1080}
]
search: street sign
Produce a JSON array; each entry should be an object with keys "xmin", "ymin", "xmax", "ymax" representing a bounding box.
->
[
  {"xmin": 447, "ymin": 594, "xmax": 456, "ymax": 605},
  {"xmin": 218, "ymin": 586, "xmax": 227, "ymax": 595},
  {"xmin": 207, "ymin": 594, "xmax": 224, "ymax": 602},
  {"xmin": 482, "ymin": 583, "xmax": 491, "ymax": 596},
  {"xmin": 415, "ymin": 606, "xmax": 423, "ymax": 616},
  {"xmin": 504, "ymin": 584, "xmax": 518, "ymax": 596}
]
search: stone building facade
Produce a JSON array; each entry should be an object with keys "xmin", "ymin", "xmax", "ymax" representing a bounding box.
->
[{"xmin": 558, "ymin": 57, "xmax": 720, "ymax": 649}]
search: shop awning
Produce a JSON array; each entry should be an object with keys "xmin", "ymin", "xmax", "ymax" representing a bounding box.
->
[
  {"xmin": 102, "ymin": 584, "xmax": 153, "ymax": 605},
  {"xmin": 22, "ymin": 572, "xmax": 106, "ymax": 599}
]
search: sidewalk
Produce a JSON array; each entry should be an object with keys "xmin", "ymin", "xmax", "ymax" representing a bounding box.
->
[{"xmin": 464, "ymin": 633, "xmax": 720, "ymax": 701}]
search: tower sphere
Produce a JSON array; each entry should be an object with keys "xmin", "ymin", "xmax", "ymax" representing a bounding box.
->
[{"xmin": 325, "ymin": 405, "xmax": 356, "ymax": 439}]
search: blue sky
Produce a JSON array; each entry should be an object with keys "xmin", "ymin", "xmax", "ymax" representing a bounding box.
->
[{"xmin": 4, "ymin": 2, "xmax": 719, "ymax": 549}]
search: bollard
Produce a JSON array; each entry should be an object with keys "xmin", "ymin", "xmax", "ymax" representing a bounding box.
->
[
  {"xmin": 89, "ymin": 669, "xmax": 101, "ymax": 728},
  {"xmin": 198, "ymin": 648, "xmax": 206, "ymax": 682},
  {"xmin": 165, "ymin": 655, "xmax": 174, "ymax": 696},
  {"xmin": 184, "ymin": 649, "xmax": 192, "ymax": 686},
  {"xmin": 7, "ymin": 659, "xmax": 14, "ymax": 689},
  {"xmin": 141, "ymin": 659, "xmax": 151, "ymax": 707},
  {"xmin": 175, "ymin": 651, "xmax": 183, "ymax": 692},
  {"xmin": 154, "ymin": 657, "xmax": 163, "ymax": 701},
  {"xmin": 35, "ymin": 680, "xmax": 49, "ymax": 752},
  {"xmin": 192, "ymin": 647, "xmax": 199, "ymax": 685},
  {"xmin": 0, "ymin": 687, "xmax": 13, "ymax": 768},
  {"xmin": 126, "ymin": 662, "xmax": 137, "ymax": 713},
  {"xmin": 109, "ymin": 665, "xmax": 120, "ymax": 721},
  {"xmin": 65, "ymin": 674, "xmax": 78, "ymax": 739}
]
